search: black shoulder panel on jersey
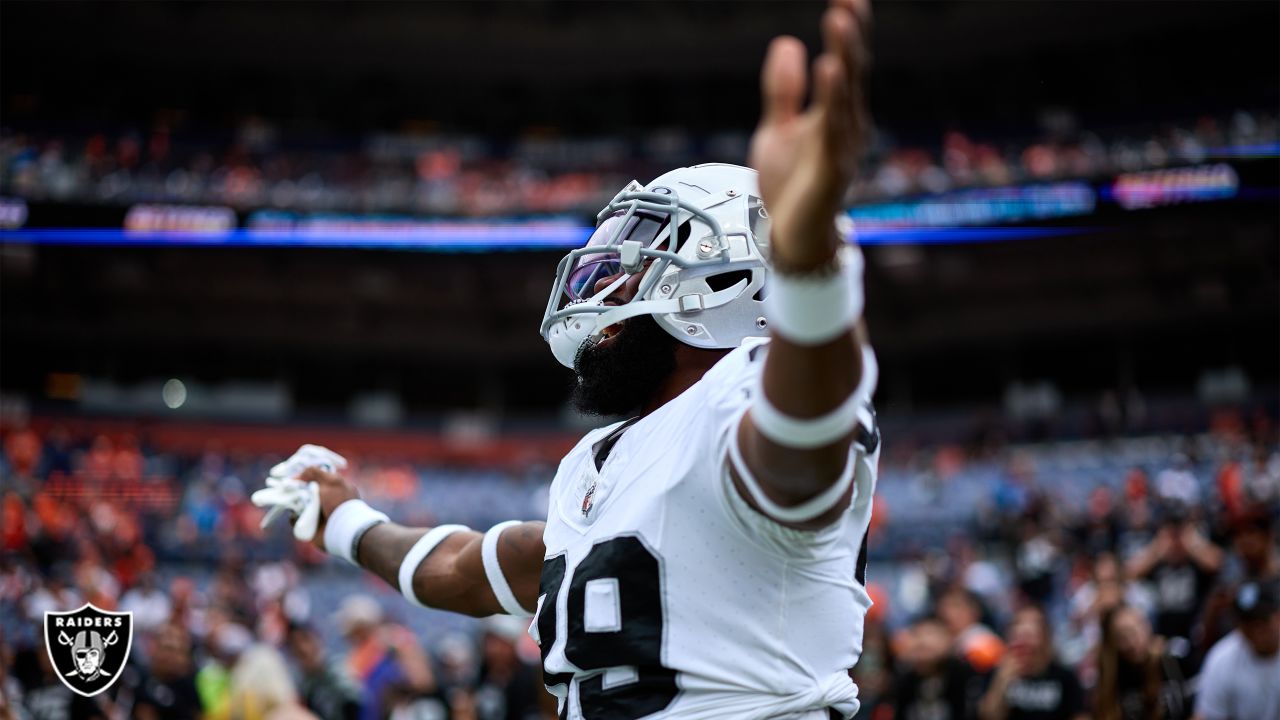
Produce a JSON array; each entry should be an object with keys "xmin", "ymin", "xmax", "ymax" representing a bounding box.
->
[
  {"xmin": 593, "ymin": 417, "xmax": 641, "ymax": 471},
  {"xmin": 855, "ymin": 402, "xmax": 879, "ymax": 454},
  {"xmin": 854, "ymin": 532, "xmax": 869, "ymax": 586}
]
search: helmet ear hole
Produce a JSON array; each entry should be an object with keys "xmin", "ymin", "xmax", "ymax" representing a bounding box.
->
[
  {"xmin": 677, "ymin": 222, "xmax": 691, "ymax": 248},
  {"xmin": 705, "ymin": 270, "xmax": 752, "ymax": 293}
]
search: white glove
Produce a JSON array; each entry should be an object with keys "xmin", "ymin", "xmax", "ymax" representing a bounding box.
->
[
  {"xmin": 251, "ymin": 478, "xmax": 321, "ymax": 541},
  {"xmin": 268, "ymin": 443, "xmax": 347, "ymax": 480},
  {"xmin": 251, "ymin": 444, "xmax": 347, "ymax": 542}
]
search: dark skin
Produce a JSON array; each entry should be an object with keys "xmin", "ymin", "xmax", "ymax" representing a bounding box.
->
[{"xmin": 296, "ymin": 0, "xmax": 872, "ymax": 616}]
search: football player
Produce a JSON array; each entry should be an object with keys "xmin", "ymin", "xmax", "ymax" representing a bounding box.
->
[{"xmin": 254, "ymin": 1, "xmax": 878, "ymax": 717}]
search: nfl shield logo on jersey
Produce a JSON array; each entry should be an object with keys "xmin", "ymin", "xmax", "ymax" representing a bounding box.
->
[
  {"xmin": 582, "ymin": 480, "xmax": 597, "ymax": 517},
  {"xmin": 44, "ymin": 604, "xmax": 133, "ymax": 697}
]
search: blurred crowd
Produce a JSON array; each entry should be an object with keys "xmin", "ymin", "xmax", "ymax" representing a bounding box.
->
[
  {"xmin": 3, "ymin": 574, "xmax": 545, "ymax": 720},
  {"xmin": 849, "ymin": 410, "xmax": 1280, "ymax": 719},
  {"xmin": 0, "ymin": 408, "xmax": 1277, "ymax": 719},
  {"xmin": 0, "ymin": 425, "xmax": 549, "ymax": 720},
  {"xmin": 1, "ymin": 109, "xmax": 1274, "ymax": 217}
]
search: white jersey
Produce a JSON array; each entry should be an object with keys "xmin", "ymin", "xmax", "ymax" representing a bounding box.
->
[{"xmin": 532, "ymin": 338, "xmax": 880, "ymax": 720}]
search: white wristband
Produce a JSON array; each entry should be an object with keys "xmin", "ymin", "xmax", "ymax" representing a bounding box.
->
[
  {"xmin": 483, "ymin": 521, "xmax": 534, "ymax": 617},
  {"xmin": 323, "ymin": 499, "xmax": 390, "ymax": 565},
  {"xmin": 764, "ymin": 245, "xmax": 865, "ymax": 346},
  {"xmin": 398, "ymin": 524, "xmax": 470, "ymax": 608},
  {"xmin": 751, "ymin": 346, "xmax": 879, "ymax": 449}
]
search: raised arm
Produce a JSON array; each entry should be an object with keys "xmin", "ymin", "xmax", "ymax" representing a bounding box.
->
[
  {"xmin": 1179, "ymin": 522, "xmax": 1224, "ymax": 573},
  {"xmin": 976, "ymin": 657, "xmax": 1019, "ymax": 720},
  {"xmin": 732, "ymin": 0, "xmax": 875, "ymax": 529},
  {"xmin": 1125, "ymin": 526, "xmax": 1172, "ymax": 579},
  {"xmin": 299, "ymin": 466, "xmax": 545, "ymax": 618}
]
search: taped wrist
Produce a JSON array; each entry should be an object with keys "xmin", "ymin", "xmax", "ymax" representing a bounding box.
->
[
  {"xmin": 323, "ymin": 499, "xmax": 390, "ymax": 565},
  {"xmin": 764, "ymin": 245, "xmax": 865, "ymax": 346},
  {"xmin": 398, "ymin": 524, "xmax": 470, "ymax": 608}
]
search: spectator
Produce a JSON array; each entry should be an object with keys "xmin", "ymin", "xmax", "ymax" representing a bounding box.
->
[
  {"xmin": 285, "ymin": 623, "xmax": 361, "ymax": 720},
  {"xmin": 937, "ymin": 587, "xmax": 1005, "ymax": 674},
  {"xmin": 198, "ymin": 623, "xmax": 252, "ymax": 717},
  {"xmin": 119, "ymin": 573, "xmax": 173, "ymax": 634},
  {"xmin": 1228, "ymin": 509, "xmax": 1280, "ymax": 584},
  {"xmin": 0, "ymin": 631, "xmax": 24, "ymax": 720},
  {"xmin": 168, "ymin": 577, "xmax": 210, "ymax": 640},
  {"xmin": 472, "ymin": 616, "xmax": 542, "ymax": 720},
  {"xmin": 1155, "ymin": 462, "xmax": 1201, "ymax": 510},
  {"xmin": 121, "ymin": 623, "xmax": 203, "ymax": 720},
  {"xmin": 1202, "ymin": 508, "xmax": 1279, "ymax": 648},
  {"xmin": 851, "ymin": 585, "xmax": 894, "ymax": 716},
  {"xmin": 978, "ymin": 605, "xmax": 1086, "ymax": 720},
  {"xmin": 434, "ymin": 633, "xmax": 480, "ymax": 695},
  {"xmin": 1192, "ymin": 580, "xmax": 1280, "ymax": 720},
  {"xmin": 1074, "ymin": 487, "xmax": 1121, "ymax": 559},
  {"xmin": 11, "ymin": 642, "xmax": 104, "ymax": 720},
  {"xmin": 334, "ymin": 596, "xmax": 441, "ymax": 720},
  {"xmin": 1126, "ymin": 514, "xmax": 1223, "ymax": 646},
  {"xmin": 1117, "ymin": 468, "xmax": 1158, "ymax": 561},
  {"xmin": 3, "ymin": 425, "xmax": 41, "ymax": 478},
  {"xmin": 892, "ymin": 616, "xmax": 980, "ymax": 720},
  {"xmin": 1066, "ymin": 553, "xmax": 1152, "ymax": 662},
  {"xmin": 1014, "ymin": 515, "xmax": 1061, "ymax": 608},
  {"xmin": 1094, "ymin": 604, "xmax": 1193, "ymax": 720},
  {"xmin": 221, "ymin": 644, "xmax": 317, "ymax": 720},
  {"xmin": 1244, "ymin": 446, "xmax": 1280, "ymax": 506},
  {"xmin": 23, "ymin": 572, "xmax": 81, "ymax": 625}
]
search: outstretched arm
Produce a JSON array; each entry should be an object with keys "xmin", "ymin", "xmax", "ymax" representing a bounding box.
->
[
  {"xmin": 1125, "ymin": 527, "xmax": 1171, "ymax": 579},
  {"xmin": 734, "ymin": 0, "xmax": 875, "ymax": 529},
  {"xmin": 354, "ymin": 516, "xmax": 545, "ymax": 617},
  {"xmin": 300, "ymin": 466, "xmax": 545, "ymax": 618}
]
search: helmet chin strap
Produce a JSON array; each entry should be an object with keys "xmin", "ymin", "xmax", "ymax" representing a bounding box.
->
[
  {"xmin": 590, "ymin": 277, "xmax": 749, "ymax": 337},
  {"xmin": 548, "ymin": 278, "xmax": 750, "ymax": 369}
]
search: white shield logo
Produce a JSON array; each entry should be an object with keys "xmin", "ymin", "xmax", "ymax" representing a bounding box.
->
[{"xmin": 43, "ymin": 603, "xmax": 134, "ymax": 697}]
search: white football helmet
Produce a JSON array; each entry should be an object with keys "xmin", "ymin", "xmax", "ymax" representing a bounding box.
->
[{"xmin": 540, "ymin": 163, "xmax": 772, "ymax": 368}]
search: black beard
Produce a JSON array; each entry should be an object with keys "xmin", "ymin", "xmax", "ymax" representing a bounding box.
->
[{"xmin": 570, "ymin": 314, "xmax": 678, "ymax": 417}]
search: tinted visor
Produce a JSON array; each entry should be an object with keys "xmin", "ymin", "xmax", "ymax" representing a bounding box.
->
[{"xmin": 564, "ymin": 210, "xmax": 668, "ymax": 301}]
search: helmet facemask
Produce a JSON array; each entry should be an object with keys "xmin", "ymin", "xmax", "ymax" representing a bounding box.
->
[{"xmin": 541, "ymin": 165, "xmax": 770, "ymax": 370}]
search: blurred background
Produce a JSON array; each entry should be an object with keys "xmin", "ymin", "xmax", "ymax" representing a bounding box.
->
[{"xmin": 0, "ymin": 1, "xmax": 1277, "ymax": 719}]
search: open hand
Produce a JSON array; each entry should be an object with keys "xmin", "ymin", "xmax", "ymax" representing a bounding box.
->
[{"xmin": 749, "ymin": 0, "xmax": 871, "ymax": 271}]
